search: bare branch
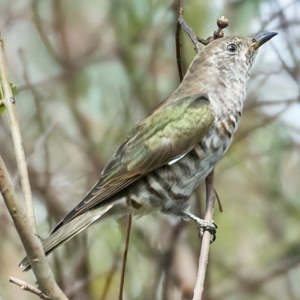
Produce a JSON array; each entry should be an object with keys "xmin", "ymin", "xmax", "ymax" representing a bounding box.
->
[
  {"xmin": 9, "ymin": 277, "xmax": 51, "ymax": 300},
  {"xmin": 0, "ymin": 155, "xmax": 68, "ymax": 299},
  {"xmin": 193, "ymin": 171, "xmax": 216, "ymax": 300}
]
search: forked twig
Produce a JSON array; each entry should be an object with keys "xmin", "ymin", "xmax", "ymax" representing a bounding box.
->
[{"xmin": 9, "ymin": 277, "xmax": 51, "ymax": 300}]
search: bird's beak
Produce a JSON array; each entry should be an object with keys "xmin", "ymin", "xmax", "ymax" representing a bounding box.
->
[{"xmin": 252, "ymin": 32, "xmax": 278, "ymax": 50}]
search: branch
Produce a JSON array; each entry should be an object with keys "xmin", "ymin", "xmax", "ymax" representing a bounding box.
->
[
  {"xmin": 192, "ymin": 171, "xmax": 216, "ymax": 300},
  {"xmin": 0, "ymin": 36, "xmax": 36, "ymax": 233},
  {"xmin": 0, "ymin": 155, "xmax": 68, "ymax": 299},
  {"xmin": 9, "ymin": 277, "xmax": 51, "ymax": 300},
  {"xmin": 176, "ymin": 13, "xmax": 229, "ymax": 55}
]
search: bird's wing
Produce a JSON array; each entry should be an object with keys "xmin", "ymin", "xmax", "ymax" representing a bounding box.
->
[{"xmin": 53, "ymin": 94, "xmax": 214, "ymax": 231}]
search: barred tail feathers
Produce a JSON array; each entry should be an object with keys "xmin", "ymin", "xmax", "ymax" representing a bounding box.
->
[{"xmin": 19, "ymin": 202, "xmax": 123, "ymax": 272}]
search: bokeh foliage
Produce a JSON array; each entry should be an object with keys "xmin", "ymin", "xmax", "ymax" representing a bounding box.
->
[{"xmin": 0, "ymin": 0, "xmax": 299, "ymax": 299}]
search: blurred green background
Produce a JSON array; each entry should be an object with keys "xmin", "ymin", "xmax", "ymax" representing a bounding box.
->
[{"xmin": 0, "ymin": 0, "xmax": 299, "ymax": 299}]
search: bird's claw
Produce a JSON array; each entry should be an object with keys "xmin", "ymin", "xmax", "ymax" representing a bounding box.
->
[
  {"xmin": 197, "ymin": 219, "xmax": 218, "ymax": 243},
  {"xmin": 180, "ymin": 211, "xmax": 218, "ymax": 243}
]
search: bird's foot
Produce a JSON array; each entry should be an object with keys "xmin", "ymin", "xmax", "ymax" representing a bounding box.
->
[
  {"xmin": 182, "ymin": 211, "xmax": 218, "ymax": 243},
  {"xmin": 196, "ymin": 218, "xmax": 217, "ymax": 243}
]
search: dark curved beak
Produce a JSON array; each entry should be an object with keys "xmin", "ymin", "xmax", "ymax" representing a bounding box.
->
[{"xmin": 252, "ymin": 32, "xmax": 278, "ymax": 50}]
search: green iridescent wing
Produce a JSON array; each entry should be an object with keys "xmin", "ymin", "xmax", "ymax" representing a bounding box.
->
[{"xmin": 52, "ymin": 94, "xmax": 214, "ymax": 231}]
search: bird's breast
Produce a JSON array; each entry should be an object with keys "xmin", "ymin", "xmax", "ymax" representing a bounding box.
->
[
  {"xmin": 124, "ymin": 112, "xmax": 241, "ymax": 216},
  {"xmin": 170, "ymin": 111, "xmax": 241, "ymax": 192}
]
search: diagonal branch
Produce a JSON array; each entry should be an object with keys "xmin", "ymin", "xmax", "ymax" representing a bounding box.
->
[
  {"xmin": 9, "ymin": 277, "xmax": 51, "ymax": 300},
  {"xmin": 0, "ymin": 155, "xmax": 68, "ymax": 299}
]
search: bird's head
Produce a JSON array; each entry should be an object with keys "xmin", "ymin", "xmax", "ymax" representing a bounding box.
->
[
  {"xmin": 200, "ymin": 31, "xmax": 278, "ymax": 72},
  {"xmin": 173, "ymin": 31, "xmax": 277, "ymax": 105}
]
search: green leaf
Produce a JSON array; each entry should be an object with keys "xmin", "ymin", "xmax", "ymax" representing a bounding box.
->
[{"xmin": 10, "ymin": 83, "xmax": 18, "ymax": 96}]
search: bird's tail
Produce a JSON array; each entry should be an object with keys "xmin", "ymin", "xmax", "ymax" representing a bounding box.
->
[{"xmin": 19, "ymin": 200, "xmax": 127, "ymax": 272}]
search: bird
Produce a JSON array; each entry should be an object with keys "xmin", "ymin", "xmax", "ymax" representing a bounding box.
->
[{"xmin": 20, "ymin": 31, "xmax": 277, "ymax": 271}]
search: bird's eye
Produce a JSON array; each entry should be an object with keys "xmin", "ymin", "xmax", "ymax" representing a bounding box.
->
[{"xmin": 227, "ymin": 44, "xmax": 237, "ymax": 52}]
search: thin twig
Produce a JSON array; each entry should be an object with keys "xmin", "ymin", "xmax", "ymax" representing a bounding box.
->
[
  {"xmin": 174, "ymin": 0, "xmax": 199, "ymax": 84},
  {"xmin": 175, "ymin": 1, "xmax": 184, "ymax": 81},
  {"xmin": 118, "ymin": 214, "xmax": 132, "ymax": 300},
  {"xmin": 177, "ymin": 13, "xmax": 201, "ymax": 52},
  {"xmin": 197, "ymin": 16, "xmax": 229, "ymax": 45},
  {"xmin": 9, "ymin": 277, "xmax": 51, "ymax": 300},
  {"xmin": 214, "ymin": 188, "xmax": 223, "ymax": 213},
  {"xmin": 0, "ymin": 36, "xmax": 36, "ymax": 233},
  {"xmin": 192, "ymin": 171, "xmax": 216, "ymax": 300},
  {"xmin": 32, "ymin": 0, "xmax": 61, "ymax": 64},
  {"xmin": 212, "ymin": 16, "xmax": 228, "ymax": 40}
]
